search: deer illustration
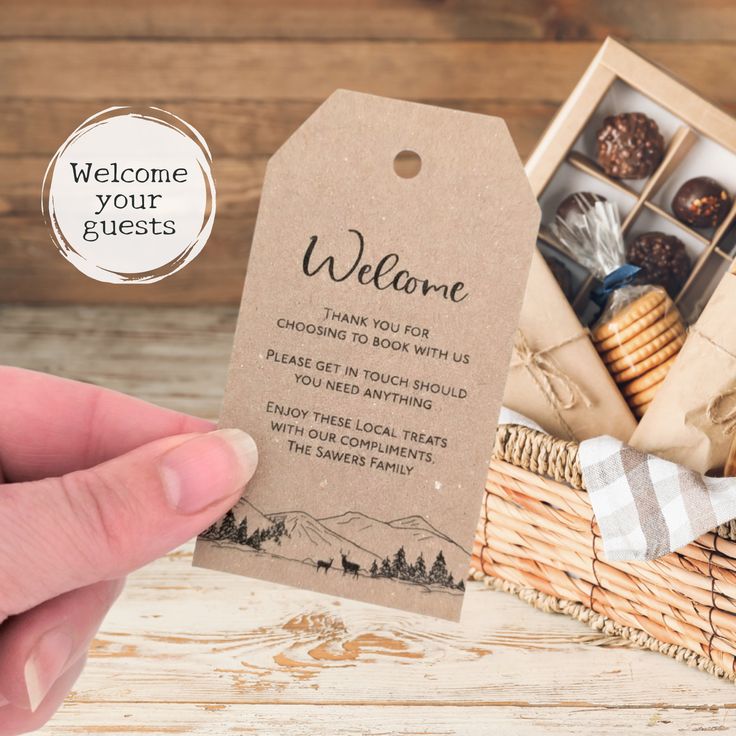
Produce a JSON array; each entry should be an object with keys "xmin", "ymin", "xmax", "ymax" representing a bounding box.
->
[
  {"xmin": 316, "ymin": 558, "xmax": 333, "ymax": 573},
  {"xmin": 340, "ymin": 551, "xmax": 360, "ymax": 578}
]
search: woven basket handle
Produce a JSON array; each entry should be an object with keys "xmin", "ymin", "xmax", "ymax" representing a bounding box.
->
[{"xmin": 494, "ymin": 424, "xmax": 584, "ymax": 490}]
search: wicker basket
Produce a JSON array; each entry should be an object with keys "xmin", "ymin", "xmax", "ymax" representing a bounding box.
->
[{"xmin": 471, "ymin": 423, "xmax": 736, "ymax": 680}]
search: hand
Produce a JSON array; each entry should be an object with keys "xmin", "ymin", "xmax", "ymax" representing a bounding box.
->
[{"xmin": 0, "ymin": 367, "xmax": 258, "ymax": 735}]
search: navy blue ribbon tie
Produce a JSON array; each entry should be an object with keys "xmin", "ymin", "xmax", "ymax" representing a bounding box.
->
[{"xmin": 591, "ymin": 263, "xmax": 643, "ymax": 308}]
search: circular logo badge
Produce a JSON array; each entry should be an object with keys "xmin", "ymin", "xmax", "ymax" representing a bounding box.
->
[{"xmin": 42, "ymin": 106, "xmax": 216, "ymax": 284}]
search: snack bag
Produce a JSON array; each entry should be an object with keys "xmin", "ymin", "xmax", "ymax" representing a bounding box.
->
[{"xmin": 553, "ymin": 199, "xmax": 686, "ymax": 418}]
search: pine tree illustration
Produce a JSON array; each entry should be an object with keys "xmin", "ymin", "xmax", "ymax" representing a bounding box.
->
[
  {"xmin": 414, "ymin": 552, "xmax": 427, "ymax": 583},
  {"xmin": 429, "ymin": 550, "xmax": 449, "ymax": 585},
  {"xmin": 200, "ymin": 520, "xmax": 219, "ymax": 540},
  {"xmin": 236, "ymin": 518, "xmax": 249, "ymax": 545},
  {"xmin": 392, "ymin": 546, "xmax": 409, "ymax": 579},
  {"xmin": 370, "ymin": 560, "xmax": 379, "ymax": 577},
  {"xmin": 219, "ymin": 510, "xmax": 237, "ymax": 541},
  {"xmin": 271, "ymin": 518, "xmax": 288, "ymax": 544},
  {"xmin": 247, "ymin": 528, "xmax": 264, "ymax": 550},
  {"xmin": 379, "ymin": 557, "xmax": 392, "ymax": 577},
  {"xmin": 456, "ymin": 579, "xmax": 465, "ymax": 591}
]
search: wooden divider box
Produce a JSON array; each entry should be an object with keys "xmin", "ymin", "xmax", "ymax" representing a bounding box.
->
[{"xmin": 504, "ymin": 37, "xmax": 736, "ymax": 442}]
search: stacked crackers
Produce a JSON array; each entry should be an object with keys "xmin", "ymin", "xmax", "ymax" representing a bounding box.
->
[{"xmin": 592, "ymin": 289, "xmax": 686, "ymax": 419}]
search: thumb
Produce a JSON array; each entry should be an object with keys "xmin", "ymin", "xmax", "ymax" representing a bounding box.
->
[{"xmin": 0, "ymin": 429, "xmax": 257, "ymax": 618}]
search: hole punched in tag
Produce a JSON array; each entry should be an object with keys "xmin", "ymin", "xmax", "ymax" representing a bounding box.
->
[{"xmin": 393, "ymin": 150, "xmax": 422, "ymax": 179}]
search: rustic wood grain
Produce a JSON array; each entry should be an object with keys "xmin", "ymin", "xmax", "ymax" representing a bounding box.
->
[
  {"xmin": 0, "ymin": 305, "xmax": 236, "ymax": 417},
  {"xmin": 0, "ymin": 218, "xmax": 253, "ymax": 305},
  {"xmin": 0, "ymin": 40, "xmax": 585, "ymax": 101},
  {"xmin": 4, "ymin": 41, "xmax": 736, "ymax": 104},
  {"xmin": 36, "ymin": 702, "xmax": 736, "ymax": 736},
  {"xmin": 45, "ymin": 544, "xmax": 736, "ymax": 707},
  {"xmin": 0, "ymin": 99, "xmax": 557, "ymax": 157},
  {"xmin": 3, "ymin": 0, "xmax": 736, "ymax": 41},
  {"xmin": 2, "ymin": 303, "xmax": 733, "ymax": 734}
]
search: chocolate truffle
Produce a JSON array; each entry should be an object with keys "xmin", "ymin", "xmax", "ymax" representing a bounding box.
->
[
  {"xmin": 626, "ymin": 231, "xmax": 691, "ymax": 298},
  {"xmin": 672, "ymin": 176, "xmax": 732, "ymax": 229},
  {"xmin": 555, "ymin": 191, "xmax": 607, "ymax": 228},
  {"xmin": 596, "ymin": 112, "xmax": 664, "ymax": 179}
]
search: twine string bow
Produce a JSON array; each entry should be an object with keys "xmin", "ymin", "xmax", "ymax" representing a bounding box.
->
[
  {"xmin": 689, "ymin": 326, "xmax": 736, "ymax": 436},
  {"xmin": 706, "ymin": 387, "xmax": 736, "ymax": 435},
  {"xmin": 510, "ymin": 330, "xmax": 593, "ymax": 429}
]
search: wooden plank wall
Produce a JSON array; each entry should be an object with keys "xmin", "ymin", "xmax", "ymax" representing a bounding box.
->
[{"xmin": 4, "ymin": 0, "xmax": 736, "ymax": 304}]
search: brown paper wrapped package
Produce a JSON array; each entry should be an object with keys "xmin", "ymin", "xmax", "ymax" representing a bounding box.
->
[
  {"xmin": 631, "ymin": 270, "xmax": 736, "ymax": 474},
  {"xmin": 502, "ymin": 251, "xmax": 637, "ymax": 442}
]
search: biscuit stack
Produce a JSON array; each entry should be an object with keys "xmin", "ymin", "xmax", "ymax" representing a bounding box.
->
[{"xmin": 592, "ymin": 289, "xmax": 686, "ymax": 419}]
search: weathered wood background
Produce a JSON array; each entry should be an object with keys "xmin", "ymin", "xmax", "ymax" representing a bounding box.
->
[{"xmin": 6, "ymin": 1, "xmax": 736, "ymax": 304}]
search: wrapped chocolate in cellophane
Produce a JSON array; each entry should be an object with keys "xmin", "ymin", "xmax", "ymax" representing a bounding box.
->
[{"xmin": 553, "ymin": 197, "xmax": 686, "ymax": 419}]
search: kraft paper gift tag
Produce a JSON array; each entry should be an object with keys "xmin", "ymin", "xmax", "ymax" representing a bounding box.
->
[
  {"xmin": 631, "ymin": 269, "xmax": 736, "ymax": 474},
  {"xmin": 502, "ymin": 250, "xmax": 637, "ymax": 443},
  {"xmin": 193, "ymin": 90, "xmax": 539, "ymax": 620}
]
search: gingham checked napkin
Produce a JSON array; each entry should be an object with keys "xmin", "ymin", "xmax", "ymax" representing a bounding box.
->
[
  {"xmin": 498, "ymin": 408, "xmax": 736, "ymax": 562},
  {"xmin": 579, "ymin": 436, "xmax": 736, "ymax": 561}
]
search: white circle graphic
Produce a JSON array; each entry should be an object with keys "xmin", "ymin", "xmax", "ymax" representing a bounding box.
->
[{"xmin": 42, "ymin": 106, "xmax": 216, "ymax": 284}]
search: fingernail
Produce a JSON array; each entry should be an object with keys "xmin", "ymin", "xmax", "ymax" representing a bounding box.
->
[
  {"xmin": 159, "ymin": 429, "xmax": 258, "ymax": 514},
  {"xmin": 24, "ymin": 628, "xmax": 74, "ymax": 712}
]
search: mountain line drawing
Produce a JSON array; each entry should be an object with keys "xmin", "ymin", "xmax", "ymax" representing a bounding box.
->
[{"xmin": 200, "ymin": 499, "xmax": 467, "ymax": 593}]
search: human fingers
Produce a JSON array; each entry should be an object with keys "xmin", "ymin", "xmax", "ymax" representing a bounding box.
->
[
  {"xmin": 0, "ymin": 655, "xmax": 87, "ymax": 736},
  {"xmin": 0, "ymin": 579, "xmax": 124, "ymax": 711},
  {"xmin": 0, "ymin": 428, "xmax": 257, "ymax": 617},
  {"xmin": 0, "ymin": 366, "xmax": 214, "ymax": 482}
]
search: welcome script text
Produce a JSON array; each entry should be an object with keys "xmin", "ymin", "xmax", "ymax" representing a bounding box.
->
[{"xmin": 303, "ymin": 228, "xmax": 469, "ymax": 303}]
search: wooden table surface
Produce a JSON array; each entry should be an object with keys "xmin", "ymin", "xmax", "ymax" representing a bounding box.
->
[{"xmin": 3, "ymin": 303, "xmax": 735, "ymax": 735}]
